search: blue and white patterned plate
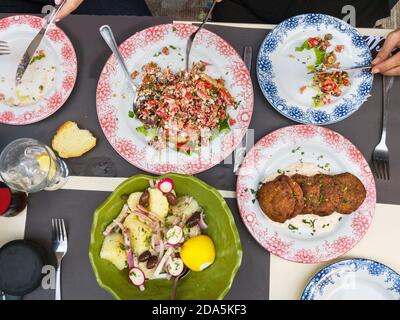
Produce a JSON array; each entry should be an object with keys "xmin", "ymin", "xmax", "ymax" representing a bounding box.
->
[
  {"xmin": 301, "ymin": 259, "xmax": 400, "ymax": 300},
  {"xmin": 257, "ymin": 14, "xmax": 373, "ymax": 125}
]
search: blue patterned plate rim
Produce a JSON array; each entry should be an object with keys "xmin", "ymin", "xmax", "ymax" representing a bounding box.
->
[
  {"xmin": 256, "ymin": 13, "xmax": 373, "ymax": 125},
  {"xmin": 301, "ymin": 258, "xmax": 400, "ymax": 300}
]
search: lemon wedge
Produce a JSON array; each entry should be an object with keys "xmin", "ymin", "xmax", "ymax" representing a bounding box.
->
[
  {"xmin": 180, "ymin": 235, "xmax": 215, "ymax": 272},
  {"xmin": 35, "ymin": 153, "xmax": 56, "ymax": 180}
]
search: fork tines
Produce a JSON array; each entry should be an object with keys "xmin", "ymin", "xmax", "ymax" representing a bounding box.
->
[
  {"xmin": 52, "ymin": 218, "xmax": 68, "ymax": 242},
  {"xmin": 372, "ymin": 158, "xmax": 390, "ymax": 180},
  {"xmin": 0, "ymin": 40, "xmax": 10, "ymax": 55}
]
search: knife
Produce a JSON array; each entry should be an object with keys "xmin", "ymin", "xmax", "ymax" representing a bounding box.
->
[
  {"xmin": 233, "ymin": 46, "xmax": 253, "ymax": 174},
  {"xmin": 243, "ymin": 46, "xmax": 252, "ymax": 73},
  {"xmin": 15, "ymin": 0, "xmax": 66, "ymax": 85}
]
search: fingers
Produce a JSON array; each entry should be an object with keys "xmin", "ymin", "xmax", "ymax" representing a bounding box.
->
[
  {"xmin": 382, "ymin": 65, "xmax": 400, "ymax": 76},
  {"xmin": 56, "ymin": 0, "xmax": 84, "ymax": 21},
  {"xmin": 372, "ymin": 52, "xmax": 400, "ymax": 74},
  {"xmin": 372, "ymin": 30, "xmax": 400, "ymax": 65}
]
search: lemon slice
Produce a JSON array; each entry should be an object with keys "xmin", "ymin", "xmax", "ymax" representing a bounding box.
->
[{"xmin": 35, "ymin": 153, "xmax": 56, "ymax": 180}]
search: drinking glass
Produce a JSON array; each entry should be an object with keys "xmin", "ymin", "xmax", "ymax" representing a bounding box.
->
[{"xmin": 0, "ymin": 138, "xmax": 69, "ymax": 193}]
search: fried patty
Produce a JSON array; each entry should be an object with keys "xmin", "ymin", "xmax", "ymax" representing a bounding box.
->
[
  {"xmin": 257, "ymin": 179, "xmax": 295, "ymax": 223},
  {"xmin": 313, "ymin": 174, "xmax": 340, "ymax": 216},
  {"xmin": 292, "ymin": 174, "xmax": 321, "ymax": 215},
  {"xmin": 275, "ymin": 175, "xmax": 304, "ymax": 218},
  {"xmin": 334, "ymin": 173, "xmax": 366, "ymax": 214}
]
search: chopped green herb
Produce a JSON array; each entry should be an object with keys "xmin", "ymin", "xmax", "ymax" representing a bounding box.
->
[
  {"xmin": 295, "ymin": 40, "xmax": 311, "ymax": 52},
  {"xmin": 169, "ymin": 45, "xmax": 177, "ymax": 50},
  {"xmin": 136, "ymin": 125, "xmax": 158, "ymax": 137},
  {"xmin": 292, "ymin": 146, "xmax": 301, "ymax": 153},
  {"xmin": 30, "ymin": 51, "xmax": 46, "ymax": 65},
  {"xmin": 314, "ymin": 47, "xmax": 326, "ymax": 66},
  {"xmin": 302, "ymin": 219, "xmax": 316, "ymax": 230},
  {"xmin": 218, "ymin": 118, "xmax": 230, "ymax": 133},
  {"xmin": 312, "ymin": 94, "xmax": 322, "ymax": 107},
  {"xmin": 288, "ymin": 224, "xmax": 298, "ymax": 231},
  {"xmin": 128, "ymin": 110, "xmax": 135, "ymax": 118}
]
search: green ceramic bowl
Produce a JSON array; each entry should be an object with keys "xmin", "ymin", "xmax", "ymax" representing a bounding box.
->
[{"xmin": 89, "ymin": 173, "xmax": 242, "ymax": 300}]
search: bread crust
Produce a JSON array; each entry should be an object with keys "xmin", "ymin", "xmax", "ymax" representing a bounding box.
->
[{"xmin": 52, "ymin": 121, "xmax": 96, "ymax": 158}]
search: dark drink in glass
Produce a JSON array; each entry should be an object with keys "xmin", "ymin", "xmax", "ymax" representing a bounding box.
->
[{"xmin": 0, "ymin": 182, "xmax": 27, "ymax": 217}]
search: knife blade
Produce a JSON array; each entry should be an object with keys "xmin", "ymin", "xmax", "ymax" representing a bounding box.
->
[
  {"xmin": 243, "ymin": 46, "xmax": 252, "ymax": 73},
  {"xmin": 15, "ymin": 0, "xmax": 66, "ymax": 85},
  {"xmin": 233, "ymin": 46, "xmax": 253, "ymax": 174}
]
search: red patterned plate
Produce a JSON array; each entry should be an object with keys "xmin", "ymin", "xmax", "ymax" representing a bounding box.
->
[
  {"xmin": 96, "ymin": 23, "xmax": 253, "ymax": 174},
  {"xmin": 0, "ymin": 15, "xmax": 77, "ymax": 125},
  {"xmin": 237, "ymin": 125, "xmax": 376, "ymax": 263}
]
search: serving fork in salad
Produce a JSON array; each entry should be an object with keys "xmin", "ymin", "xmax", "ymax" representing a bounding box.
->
[
  {"xmin": 185, "ymin": 0, "xmax": 219, "ymax": 72},
  {"xmin": 99, "ymin": 25, "xmax": 139, "ymax": 111},
  {"xmin": 308, "ymin": 64, "xmax": 372, "ymax": 74}
]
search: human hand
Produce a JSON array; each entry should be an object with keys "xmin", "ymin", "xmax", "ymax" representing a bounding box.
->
[
  {"xmin": 55, "ymin": 0, "xmax": 84, "ymax": 21},
  {"xmin": 372, "ymin": 29, "xmax": 400, "ymax": 76}
]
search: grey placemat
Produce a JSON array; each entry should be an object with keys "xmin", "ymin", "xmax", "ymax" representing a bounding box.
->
[{"xmin": 23, "ymin": 190, "xmax": 268, "ymax": 300}]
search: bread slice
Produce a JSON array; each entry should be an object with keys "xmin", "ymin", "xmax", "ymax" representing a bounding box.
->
[{"xmin": 52, "ymin": 121, "xmax": 96, "ymax": 158}]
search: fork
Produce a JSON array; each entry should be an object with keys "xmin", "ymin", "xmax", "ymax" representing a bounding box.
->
[
  {"xmin": 0, "ymin": 40, "xmax": 10, "ymax": 56},
  {"xmin": 372, "ymin": 75, "xmax": 394, "ymax": 180},
  {"xmin": 185, "ymin": 0, "xmax": 218, "ymax": 72},
  {"xmin": 52, "ymin": 218, "xmax": 68, "ymax": 300}
]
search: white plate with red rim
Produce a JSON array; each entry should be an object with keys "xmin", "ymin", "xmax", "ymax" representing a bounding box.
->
[
  {"xmin": 96, "ymin": 23, "xmax": 253, "ymax": 175},
  {"xmin": 236, "ymin": 125, "xmax": 376, "ymax": 263},
  {"xmin": 0, "ymin": 15, "xmax": 77, "ymax": 125}
]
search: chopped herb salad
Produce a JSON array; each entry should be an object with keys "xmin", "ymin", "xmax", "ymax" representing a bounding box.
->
[
  {"xmin": 130, "ymin": 61, "xmax": 238, "ymax": 155},
  {"xmin": 295, "ymin": 34, "xmax": 351, "ymax": 107}
]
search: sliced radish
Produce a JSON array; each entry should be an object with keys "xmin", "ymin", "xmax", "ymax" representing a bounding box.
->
[
  {"xmin": 154, "ymin": 247, "xmax": 174, "ymax": 277},
  {"xmin": 136, "ymin": 204, "xmax": 161, "ymax": 223},
  {"xmin": 128, "ymin": 267, "xmax": 145, "ymax": 286},
  {"xmin": 166, "ymin": 225, "xmax": 183, "ymax": 245},
  {"xmin": 199, "ymin": 212, "xmax": 208, "ymax": 229},
  {"xmin": 157, "ymin": 178, "xmax": 174, "ymax": 193},
  {"xmin": 167, "ymin": 257, "xmax": 184, "ymax": 276}
]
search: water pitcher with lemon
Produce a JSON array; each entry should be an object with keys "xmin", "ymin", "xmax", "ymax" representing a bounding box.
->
[{"xmin": 0, "ymin": 138, "xmax": 69, "ymax": 194}]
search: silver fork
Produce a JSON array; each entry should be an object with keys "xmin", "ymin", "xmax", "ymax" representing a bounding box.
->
[
  {"xmin": 52, "ymin": 218, "xmax": 68, "ymax": 300},
  {"xmin": 372, "ymin": 76, "xmax": 394, "ymax": 180},
  {"xmin": 185, "ymin": 0, "xmax": 218, "ymax": 72},
  {"xmin": 0, "ymin": 40, "xmax": 10, "ymax": 56}
]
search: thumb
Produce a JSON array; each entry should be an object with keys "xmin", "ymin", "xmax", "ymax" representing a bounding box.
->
[
  {"xmin": 373, "ymin": 30, "xmax": 400, "ymax": 65},
  {"xmin": 55, "ymin": 0, "xmax": 83, "ymax": 21}
]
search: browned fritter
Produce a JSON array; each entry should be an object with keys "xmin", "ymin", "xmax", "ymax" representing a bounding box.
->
[
  {"xmin": 292, "ymin": 174, "xmax": 321, "ymax": 215},
  {"xmin": 334, "ymin": 173, "xmax": 366, "ymax": 214},
  {"xmin": 275, "ymin": 175, "xmax": 304, "ymax": 218},
  {"xmin": 313, "ymin": 174, "xmax": 340, "ymax": 216},
  {"xmin": 257, "ymin": 180, "xmax": 295, "ymax": 223}
]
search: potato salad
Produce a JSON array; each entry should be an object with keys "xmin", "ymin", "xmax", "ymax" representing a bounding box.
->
[{"xmin": 100, "ymin": 178, "xmax": 215, "ymax": 291}]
